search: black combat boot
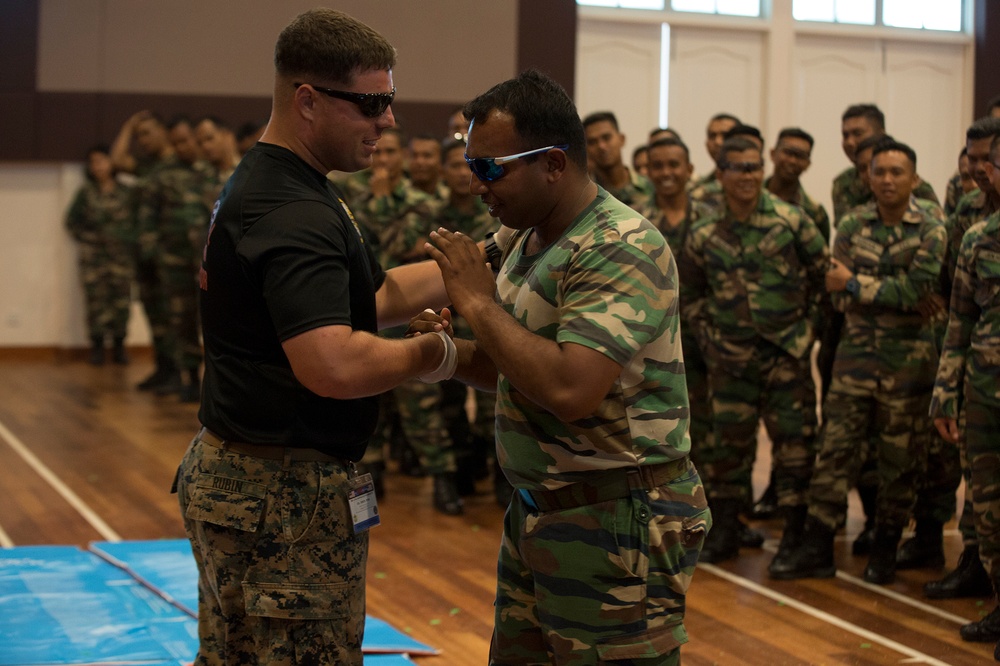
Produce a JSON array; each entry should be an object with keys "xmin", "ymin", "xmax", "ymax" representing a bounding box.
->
[
  {"xmin": 137, "ymin": 355, "xmax": 174, "ymax": 390},
  {"xmin": 433, "ymin": 473, "xmax": 464, "ymax": 516},
  {"xmin": 768, "ymin": 516, "xmax": 836, "ymax": 580},
  {"xmin": 961, "ymin": 605, "xmax": 1000, "ymax": 642},
  {"xmin": 852, "ymin": 483, "xmax": 878, "ymax": 555},
  {"xmin": 699, "ymin": 499, "xmax": 742, "ymax": 563},
  {"xmin": 896, "ymin": 519, "xmax": 945, "ymax": 570},
  {"xmin": 740, "ymin": 521, "xmax": 766, "ymax": 548},
  {"xmin": 925, "ymin": 545, "xmax": 993, "ymax": 598},
  {"xmin": 767, "ymin": 505, "xmax": 808, "ymax": 576},
  {"xmin": 111, "ymin": 337, "xmax": 129, "ymax": 365},
  {"xmin": 179, "ymin": 369, "xmax": 201, "ymax": 403},
  {"xmin": 862, "ymin": 524, "xmax": 903, "ymax": 584},
  {"xmin": 88, "ymin": 335, "xmax": 105, "ymax": 365},
  {"xmin": 751, "ymin": 471, "xmax": 779, "ymax": 520}
]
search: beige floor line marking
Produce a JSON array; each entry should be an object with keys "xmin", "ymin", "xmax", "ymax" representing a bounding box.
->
[
  {"xmin": 0, "ymin": 418, "xmax": 121, "ymax": 542},
  {"xmin": 0, "ymin": 521, "xmax": 14, "ymax": 548},
  {"xmin": 701, "ymin": 562, "xmax": 954, "ymax": 666}
]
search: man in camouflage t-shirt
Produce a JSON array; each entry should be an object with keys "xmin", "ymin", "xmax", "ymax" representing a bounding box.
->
[{"xmin": 422, "ymin": 70, "xmax": 709, "ymax": 666}]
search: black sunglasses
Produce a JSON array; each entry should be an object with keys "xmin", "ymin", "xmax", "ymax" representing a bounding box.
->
[
  {"xmin": 720, "ymin": 160, "xmax": 764, "ymax": 173},
  {"xmin": 294, "ymin": 83, "xmax": 395, "ymax": 118}
]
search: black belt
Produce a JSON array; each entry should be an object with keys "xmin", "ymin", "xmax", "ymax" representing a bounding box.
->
[
  {"xmin": 519, "ymin": 457, "xmax": 691, "ymax": 512},
  {"xmin": 196, "ymin": 427, "xmax": 346, "ymax": 464}
]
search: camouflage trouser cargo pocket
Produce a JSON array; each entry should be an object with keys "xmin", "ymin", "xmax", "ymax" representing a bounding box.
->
[
  {"xmin": 595, "ymin": 617, "xmax": 684, "ymax": 664},
  {"xmin": 184, "ymin": 474, "xmax": 267, "ymax": 532},
  {"xmin": 491, "ymin": 466, "xmax": 708, "ymax": 665},
  {"xmin": 244, "ymin": 581, "xmax": 360, "ymax": 620},
  {"xmin": 178, "ymin": 437, "xmax": 368, "ymax": 665}
]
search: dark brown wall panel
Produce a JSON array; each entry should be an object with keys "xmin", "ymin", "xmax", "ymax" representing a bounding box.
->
[
  {"xmin": 975, "ymin": 0, "xmax": 1000, "ymax": 116},
  {"xmin": 0, "ymin": 1, "xmax": 576, "ymax": 161},
  {"xmin": 0, "ymin": 0, "xmax": 38, "ymax": 92},
  {"xmin": 0, "ymin": 93, "xmax": 38, "ymax": 160},
  {"xmin": 517, "ymin": 0, "xmax": 577, "ymax": 97}
]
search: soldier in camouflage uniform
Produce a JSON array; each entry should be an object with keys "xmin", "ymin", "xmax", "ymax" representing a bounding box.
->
[
  {"xmin": 583, "ymin": 110, "xmax": 654, "ymax": 212},
  {"xmin": 178, "ymin": 10, "xmax": 456, "ymax": 665},
  {"xmin": 691, "ymin": 123, "xmax": 763, "ymax": 219},
  {"xmin": 120, "ymin": 113, "xmax": 184, "ymax": 391},
  {"xmin": 771, "ymin": 140, "xmax": 946, "ymax": 585},
  {"xmin": 407, "ymin": 134, "xmax": 447, "ymax": 199},
  {"xmin": 765, "ymin": 127, "xmax": 831, "ymax": 243},
  {"xmin": 920, "ymin": 118, "xmax": 1000, "ymax": 600},
  {"xmin": 930, "ymin": 135, "xmax": 1000, "ymax": 653},
  {"xmin": 66, "ymin": 146, "xmax": 135, "ymax": 365},
  {"xmin": 433, "ymin": 138, "xmax": 508, "ymax": 504},
  {"xmin": 680, "ymin": 136, "xmax": 829, "ymax": 564},
  {"xmin": 832, "ymin": 104, "xmax": 939, "ymax": 226},
  {"xmin": 136, "ymin": 117, "xmax": 213, "ymax": 401},
  {"xmin": 944, "ymin": 148, "xmax": 975, "ymax": 217},
  {"xmin": 352, "ymin": 128, "xmax": 461, "ymax": 514},
  {"xmin": 420, "ymin": 70, "xmax": 709, "ymax": 665},
  {"xmin": 637, "ymin": 137, "xmax": 712, "ymax": 467},
  {"xmin": 691, "ymin": 113, "xmax": 740, "ymax": 191}
]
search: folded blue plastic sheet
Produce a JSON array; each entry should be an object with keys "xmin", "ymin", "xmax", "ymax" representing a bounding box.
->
[
  {"xmin": 0, "ymin": 545, "xmax": 197, "ymax": 665},
  {"xmin": 89, "ymin": 539, "xmax": 438, "ymax": 656},
  {"xmin": 364, "ymin": 654, "xmax": 418, "ymax": 664}
]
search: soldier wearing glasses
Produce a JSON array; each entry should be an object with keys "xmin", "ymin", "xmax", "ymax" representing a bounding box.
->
[
  {"xmin": 417, "ymin": 69, "xmax": 709, "ymax": 665},
  {"xmin": 680, "ymin": 136, "xmax": 829, "ymax": 565},
  {"xmin": 175, "ymin": 10, "xmax": 455, "ymax": 664}
]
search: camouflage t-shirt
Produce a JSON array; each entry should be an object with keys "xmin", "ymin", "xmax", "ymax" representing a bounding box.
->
[
  {"xmin": 930, "ymin": 212, "xmax": 1000, "ymax": 418},
  {"xmin": 494, "ymin": 187, "xmax": 690, "ymax": 490}
]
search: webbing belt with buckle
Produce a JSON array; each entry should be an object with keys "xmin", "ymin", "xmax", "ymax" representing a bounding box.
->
[
  {"xmin": 195, "ymin": 426, "xmax": 345, "ymax": 464},
  {"xmin": 519, "ymin": 457, "xmax": 691, "ymax": 512}
]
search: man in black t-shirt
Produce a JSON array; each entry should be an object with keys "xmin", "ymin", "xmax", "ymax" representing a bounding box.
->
[{"xmin": 175, "ymin": 9, "xmax": 457, "ymax": 665}]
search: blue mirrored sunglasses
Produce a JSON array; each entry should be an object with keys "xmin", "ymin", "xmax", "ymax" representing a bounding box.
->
[{"xmin": 465, "ymin": 144, "xmax": 569, "ymax": 182}]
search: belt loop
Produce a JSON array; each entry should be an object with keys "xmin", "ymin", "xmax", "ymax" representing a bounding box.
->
[
  {"xmin": 282, "ymin": 449, "xmax": 292, "ymax": 469},
  {"xmin": 626, "ymin": 468, "xmax": 644, "ymax": 492}
]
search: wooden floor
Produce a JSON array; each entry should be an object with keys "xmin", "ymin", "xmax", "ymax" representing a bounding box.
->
[{"xmin": 0, "ymin": 354, "xmax": 994, "ymax": 665}]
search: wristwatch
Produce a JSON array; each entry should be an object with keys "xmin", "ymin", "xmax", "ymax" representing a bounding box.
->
[
  {"xmin": 484, "ymin": 232, "xmax": 503, "ymax": 273},
  {"xmin": 845, "ymin": 275, "xmax": 860, "ymax": 296}
]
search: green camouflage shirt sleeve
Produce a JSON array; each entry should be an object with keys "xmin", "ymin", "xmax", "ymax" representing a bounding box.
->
[
  {"xmin": 833, "ymin": 202, "xmax": 946, "ymax": 312},
  {"xmin": 930, "ymin": 215, "xmax": 1000, "ymax": 418}
]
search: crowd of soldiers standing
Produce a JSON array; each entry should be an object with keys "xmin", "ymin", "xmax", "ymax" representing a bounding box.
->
[
  {"xmin": 64, "ymin": 91, "xmax": 1000, "ymax": 657},
  {"xmin": 587, "ymin": 97, "xmax": 1000, "ymax": 657},
  {"xmin": 66, "ymin": 111, "xmax": 261, "ymax": 400}
]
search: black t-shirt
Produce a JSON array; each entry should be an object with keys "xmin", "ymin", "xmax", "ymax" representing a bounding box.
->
[{"xmin": 198, "ymin": 142, "xmax": 385, "ymax": 460}]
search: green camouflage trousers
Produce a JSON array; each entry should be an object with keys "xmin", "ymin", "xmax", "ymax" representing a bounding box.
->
[
  {"xmin": 76, "ymin": 244, "xmax": 132, "ymax": 338},
  {"xmin": 911, "ymin": 426, "xmax": 962, "ymax": 527},
  {"xmin": 160, "ymin": 255, "xmax": 202, "ymax": 372},
  {"xmin": 177, "ymin": 435, "xmax": 368, "ymax": 665},
  {"xmin": 490, "ymin": 464, "xmax": 710, "ymax": 665},
  {"xmin": 135, "ymin": 255, "xmax": 170, "ymax": 358},
  {"xmin": 392, "ymin": 378, "xmax": 455, "ymax": 474},
  {"xmin": 701, "ymin": 342, "xmax": 817, "ymax": 507},
  {"xmin": 682, "ymin": 328, "xmax": 713, "ymax": 470},
  {"xmin": 806, "ymin": 336, "xmax": 934, "ymax": 531},
  {"xmin": 965, "ymin": 385, "xmax": 1000, "ymax": 589}
]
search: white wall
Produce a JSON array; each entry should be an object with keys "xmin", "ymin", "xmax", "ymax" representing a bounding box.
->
[
  {"xmin": 0, "ymin": 164, "xmax": 151, "ymax": 348},
  {"xmin": 576, "ymin": 0, "xmax": 974, "ymax": 217}
]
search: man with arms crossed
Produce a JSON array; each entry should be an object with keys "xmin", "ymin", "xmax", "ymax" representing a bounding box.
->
[
  {"xmin": 176, "ymin": 10, "xmax": 456, "ymax": 665},
  {"xmin": 421, "ymin": 70, "xmax": 709, "ymax": 665}
]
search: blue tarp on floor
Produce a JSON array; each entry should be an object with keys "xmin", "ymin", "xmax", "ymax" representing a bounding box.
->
[{"xmin": 0, "ymin": 540, "xmax": 435, "ymax": 665}]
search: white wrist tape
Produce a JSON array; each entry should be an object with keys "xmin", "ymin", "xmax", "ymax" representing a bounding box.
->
[{"xmin": 418, "ymin": 330, "xmax": 457, "ymax": 383}]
